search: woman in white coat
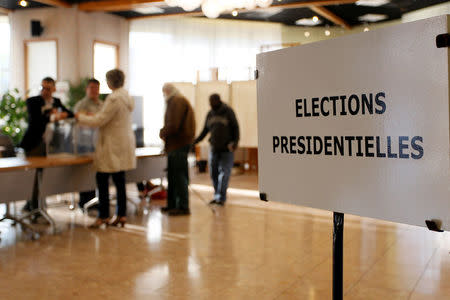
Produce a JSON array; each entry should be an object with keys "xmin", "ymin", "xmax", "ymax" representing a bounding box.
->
[{"xmin": 76, "ymin": 69, "xmax": 136, "ymax": 228}]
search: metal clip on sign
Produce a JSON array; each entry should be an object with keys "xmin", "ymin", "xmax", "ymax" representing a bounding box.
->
[{"xmin": 436, "ymin": 33, "xmax": 450, "ymax": 48}]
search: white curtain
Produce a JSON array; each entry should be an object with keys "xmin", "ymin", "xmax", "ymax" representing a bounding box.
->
[
  {"xmin": 0, "ymin": 16, "xmax": 10, "ymax": 94},
  {"xmin": 129, "ymin": 17, "xmax": 281, "ymax": 146}
]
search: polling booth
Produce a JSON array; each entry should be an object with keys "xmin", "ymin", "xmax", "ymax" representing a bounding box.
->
[
  {"xmin": 230, "ymin": 80, "xmax": 258, "ymax": 171},
  {"xmin": 169, "ymin": 80, "xmax": 259, "ymax": 171},
  {"xmin": 256, "ymin": 15, "xmax": 450, "ymax": 300},
  {"xmin": 194, "ymin": 81, "xmax": 230, "ymax": 161},
  {"xmin": 172, "ymin": 82, "xmax": 196, "ymax": 108}
]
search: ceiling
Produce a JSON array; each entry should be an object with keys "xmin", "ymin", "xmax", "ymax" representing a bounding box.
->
[
  {"xmin": 0, "ymin": 0, "xmax": 48, "ymax": 10},
  {"xmin": 1, "ymin": 0, "xmax": 449, "ymax": 28}
]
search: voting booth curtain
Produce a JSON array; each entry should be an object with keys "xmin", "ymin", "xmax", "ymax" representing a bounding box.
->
[{"xmin": 128, "ymin": 18, "xmax": 281, "ymax": 146}]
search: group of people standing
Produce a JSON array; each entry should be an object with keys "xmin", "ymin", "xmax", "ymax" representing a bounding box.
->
[
  {"xmin": 20, "ymin": 70, "xmax": 136, "ymax": 228},
  {"xmin": 17, "ymin": 71, "xmax": 240, "ymax": 228}
]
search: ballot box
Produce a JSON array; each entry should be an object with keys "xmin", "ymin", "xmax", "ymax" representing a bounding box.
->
[{"xmin": 45, "ymin": 119, "xmax": 97, "ymax": 156}]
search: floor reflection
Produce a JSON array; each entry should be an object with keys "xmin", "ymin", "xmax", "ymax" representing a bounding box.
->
[{"xmin": 0, "ymin": 173, "xmax": 449, "ymax": 299}]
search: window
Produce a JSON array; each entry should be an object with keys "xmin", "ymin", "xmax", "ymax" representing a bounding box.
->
[
  {"xmin": 25, "ymin": 39, "xmax": 58, "ymax": 97},
  {"xmin": 0, "ymin": 16, "xmax": 10, "ymax": 94},
  {"xmin": 129, "ymin": 18, "xmax": 281, "ymax": 146},
  {"xmin": 93, "ymin": 41, "xmax": 119, "ymax": 94}
]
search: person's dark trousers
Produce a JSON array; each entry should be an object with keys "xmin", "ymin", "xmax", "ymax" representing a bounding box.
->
[
  {"xmin": 23, "ymin": 142, "xmax": 46, "ymax": 212},
  {"xmin": 167, "ymin": 145, "xmax": 190, "ymax": 211},
  {"xmin": 96, "ymin": 171, "xmax": 127, "ymax": 219},
  {"xmin": 136, "ymin": 182, "xmax": 145, "ymax": 192},
  {"xmin": 79, "ymin": 190, "xmax": 96, "ymax": 209},
  {"xmin": 209, "ymin": 151, "xmax": 234, "ymax": 204}
]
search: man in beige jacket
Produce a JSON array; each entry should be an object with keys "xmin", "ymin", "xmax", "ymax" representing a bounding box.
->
[{"xmin": 160, "ymin": 83, "xmax": 195, "ymax": 216}]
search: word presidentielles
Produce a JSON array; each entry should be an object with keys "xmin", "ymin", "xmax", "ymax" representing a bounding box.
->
[{"xmin": 272, "ymin": 92, "xmax": 424, "ymax": 160}]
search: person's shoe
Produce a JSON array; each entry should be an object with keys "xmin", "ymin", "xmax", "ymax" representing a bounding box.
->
[
  {"xmin": 161, "ymin": 207, "xmax": 173, "ymax": 214},
  {"xmin": 110, "ymin": 216, "xmax": 126, "ymax": 227},
  {"xmin": 88, "ymin": 218, "xmax": 111, "ymax": 229},
  {"xmin": 168, "ymin": 209, "xmax": 191, "ymax": 216},
  {"xmin": 209, "ymin": 200, "xmax": 225, "ymax": 206}
]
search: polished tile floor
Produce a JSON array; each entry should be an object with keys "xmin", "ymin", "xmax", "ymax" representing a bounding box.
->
[{"xmin": 0, "ymin": 172, "xmax": 449, "ymax": 300}]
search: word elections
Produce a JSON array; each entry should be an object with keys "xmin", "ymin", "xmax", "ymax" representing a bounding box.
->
[
  {"xmin": 295, "ymin": 92, "xmax": 386, "ymax": 117},
  {"xmin": 273, "ymin": 136, "xmax": 424, "ymax": 160}
]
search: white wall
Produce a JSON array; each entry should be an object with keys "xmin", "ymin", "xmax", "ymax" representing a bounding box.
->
[
  {"xmin": 9, "ymin": 7, "xmax": 129, "ymax": 93},
  {"xmin": 77, "ymin": 11, "xmax": 129, "ymax": 85},
  {"xmin": 402, "ymin": 2, "xmax": 450, "ymax": 23}
]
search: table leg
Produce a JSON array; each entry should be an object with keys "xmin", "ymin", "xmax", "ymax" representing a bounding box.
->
[
  {"xmin": 0, "ymin": 212, "xmax": 41, "ymax": 240},
  {"xmin": 83, "ymin": 197, "xmax": 99, "ymax": 215},
  {"xmin": 19, "ymin": 168, "xmax": 57, "ymax": 235}
]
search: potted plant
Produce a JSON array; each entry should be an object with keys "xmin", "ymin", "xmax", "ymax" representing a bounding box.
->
[{"xmin": 0, "ymin": 89, "xmax": 27, "ymax": 145}]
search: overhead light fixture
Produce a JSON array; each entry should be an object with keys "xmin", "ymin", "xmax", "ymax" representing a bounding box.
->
[
  {"xmin": 232, "ymin": 10, "xmax": 238, "ymax": 17},
  {"xmin": 133, "ymin": 6, "xmax": 165, "ymax": 14},
  {"xmin": 165, "ymin": 0, "xmax": 274, "ymax": 18},
  {"xmin": 312, "ymin": 16, "xmax": 319, "ymax": 23},
  {"xmin": 358, "ymin": 13, "xmax": 388, "ymax": 22},
  {"xmin": 19, "ymin": 0, "xmax": 28, "ymax": 7},
  {"xmin": 364, "ymin": 27, "xmax": 370, "ymax": 32},
  {"xmin": 304, "ymin": 31, "xmax": 310, "ymax": 38},
  {"xmin": 356, "ymin": 0, "xmax": 389, "ymax": 7},
  {"xmin": 325, "ymin": 30, "xmax": 331, "ymax": 36},
  {"xmin": 295, "ymin": 17, "xmax": 322, "ymax": 26}
]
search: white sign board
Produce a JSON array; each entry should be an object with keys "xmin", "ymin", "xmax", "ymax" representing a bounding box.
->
[{"xmin": 257, "ymin": 15, "xmax": 450, "ymax": 230}]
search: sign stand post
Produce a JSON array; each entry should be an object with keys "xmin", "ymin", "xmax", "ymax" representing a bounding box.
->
[{"xmin": 333, "ymin": 212, "xmax": 344, "ymax": 300}]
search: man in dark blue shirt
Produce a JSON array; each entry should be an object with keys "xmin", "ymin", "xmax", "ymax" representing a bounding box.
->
[{"xmin": 193, "ymin": 93, "xmax": 239, "ymax": 206}]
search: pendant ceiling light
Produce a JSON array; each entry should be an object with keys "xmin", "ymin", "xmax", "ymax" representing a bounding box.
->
[{"xmin": 165, "ymin": 0, "xmax": 273, "ymax": 18}]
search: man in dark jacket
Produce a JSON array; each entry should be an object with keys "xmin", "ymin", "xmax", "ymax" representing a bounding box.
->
[
  {"xmin": 20, "ymin": 77, "xmax": 73, "ymax": 155},
  {"xmin": 20, "ymin": 77, "xmax": 73, "ymax": 211},
  {"xmin": 160, "ymin": 83, "xmax": 196, "ymax": 216},
  {"xmin": 193, "ymin": 93, "xmax": 239, "ymax": 206}
]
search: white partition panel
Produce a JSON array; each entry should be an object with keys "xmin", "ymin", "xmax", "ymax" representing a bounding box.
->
[
  {"xmin": 171, "ymin": 82, "xmax": 196, "ymax": 108},
  {"xmin": 230, "ymin": 81, "xmax": 257, "ymax": 148},
  {"xmin": 0, "ymin": 170, "xmax": 36, "ymax": 203},
  {"xmin": 126, "ymin": 155, "xmax": 167, "ymax": 183},
  {"xmin": 41, "ymin": 164, "xmax": 96, "ymax": 196}
]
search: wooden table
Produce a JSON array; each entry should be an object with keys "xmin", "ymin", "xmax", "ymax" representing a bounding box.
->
[
  {"xmin": 0, "ymin": 147, "xmax": 166, "ymax": 236},
  {"xmin": 0, "ymin": 147, "xmax": 164, "ymax": 172}
]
